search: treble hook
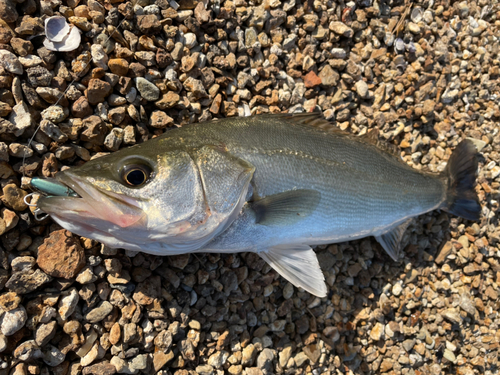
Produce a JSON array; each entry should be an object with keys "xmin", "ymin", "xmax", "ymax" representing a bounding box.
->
[
  {"xmin": 33, "ymin": 208, "xmax": 49, "ymax": 221},
  {"xmin": 23, "ymin": 192, "xmax": 38, "ymax": 207}
]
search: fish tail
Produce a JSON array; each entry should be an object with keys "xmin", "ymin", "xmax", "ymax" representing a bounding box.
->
[{"xmin": 441, "ymin": 140, "xmax": 481, "ymax": 221}]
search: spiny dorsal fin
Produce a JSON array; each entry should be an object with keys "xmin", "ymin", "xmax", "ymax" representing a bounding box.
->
[
  {"xmin": 269, "ymin": 112, "xmax": 402, "ymax": 158},
  {"xmin": 360, "ymin": 128, "xmax": 402, "ymax": 158},
  {"xmin": 277, "ymin": 112, "xmax": 349, "ymax": 135}
]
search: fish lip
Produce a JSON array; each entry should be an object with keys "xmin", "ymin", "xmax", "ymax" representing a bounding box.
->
[
  {"xmin": 41, "ymin": 171, "xmax": 147, "ymax": 229},
  {"xmin": 54, "ymin": 171, "xmax": 143, "ymax": 209}
]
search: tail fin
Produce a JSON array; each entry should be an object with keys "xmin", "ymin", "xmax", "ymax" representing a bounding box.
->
[{"xmin": 442, "ymin": 140, "xmax": 481, "ymax": 221}]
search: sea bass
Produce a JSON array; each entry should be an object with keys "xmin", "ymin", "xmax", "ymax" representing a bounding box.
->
[{"xmin": 33, "ymin": 113, "xmax": 480, "ymax": 297}]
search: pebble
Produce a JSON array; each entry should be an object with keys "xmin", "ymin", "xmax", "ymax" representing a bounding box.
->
[
  {"xmin": 370, "ymin": 322, "xmax": 385, "ymax": 341},
  {"xmin": 58, "ymin": 288, "xmax": 79, "ymax": 321},
  {"xmin": 355, "ymin": 80, "xmax": 369, "ymax": 98},
  {"xmin": 37, "ymin": 229, "xmax": 86, "ymax": 278},
  {"xmin": 8, "ymin": 101, "xmax": 32, "ymax": 136},
  {"xmin": 35, "ymin": 321, "xmax": 57, "ymax": 346},
  {"xmin": 135, "ymin": 77, "xmax": 160, "ymax": 101},
  {"xmin": 5, "ymin": 269, "xmax": 51, "ymax": 294},
  {"xmin": 41, "ymin": 105, "xmax": 68, "ymax": 123},
  {"xmin": 0, "ymin": 306, "xmax": 27, "ymax": 336},
  {"xmin": 42, "ymin": 345, "xmax": 65, "ymax": 367},
  {"xmin": 0, "ymin": 49, "xmax": 23, "ymax": 74},
  {"xmin": 85, "ymin": 301, "xmax": 113, "ymax": 323}
]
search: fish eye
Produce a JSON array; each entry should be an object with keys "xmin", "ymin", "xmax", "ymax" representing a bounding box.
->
[{"xmin": 121, "ymin": 164, "xmax": 151, "ymax": 187}]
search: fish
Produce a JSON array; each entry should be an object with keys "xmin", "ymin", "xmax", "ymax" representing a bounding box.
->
[{"xmin": 32, "ymin": 113, "xmax": 481, "ymax": 297}]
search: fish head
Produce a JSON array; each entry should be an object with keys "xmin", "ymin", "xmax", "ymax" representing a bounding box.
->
[{"xmin": 37, "ymin": 144, "xmax": 209, "ymax": 252}]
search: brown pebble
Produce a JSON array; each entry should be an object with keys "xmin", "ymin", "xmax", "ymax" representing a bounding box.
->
[{"xmin": 37, "ymin": 230, "xmax": 86, "ymax": 279}]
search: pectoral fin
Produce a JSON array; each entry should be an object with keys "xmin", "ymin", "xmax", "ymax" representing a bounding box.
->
[
  {"xmin": 375, "ymin": 219, "xmax": 412, "ymax": 261},
  {"xmin": 259, "ymin": 244, "xmax": 327, "ymax": 297},
  {"xmin": 252, "ymin": 189, "xmax": 321, "ymax": 226}
]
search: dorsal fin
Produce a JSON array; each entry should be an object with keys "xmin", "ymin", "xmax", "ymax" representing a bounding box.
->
[
  {"xmin": 266, "ymin": 112, "xmax": 402, "ymax": 158},
  {"xmin": 360, "ymin": 128, "xmax": 402, "ymax": 157},
  {"xmin": 276, "ymin": 112, "xmax": 349, "ymax": 135}
]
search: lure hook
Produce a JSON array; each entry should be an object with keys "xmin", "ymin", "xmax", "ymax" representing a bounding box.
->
[{"xmin": 33, "ymin": 208, "xmax": 49, "ymax": 221}]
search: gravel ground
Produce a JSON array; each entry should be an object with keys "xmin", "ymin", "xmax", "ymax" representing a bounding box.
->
[{"xmin": 0, "ymin": 0, "xmax": 498, "ymax": 374}]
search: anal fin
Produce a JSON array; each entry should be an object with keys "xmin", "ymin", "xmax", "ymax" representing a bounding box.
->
[
  {"xmin": 258, "ymin": 244, "xmax": 327, "ymax": 297},
  {"xmin": 375, "ymin": 219, "xmax": 412, "ymax": 261}
]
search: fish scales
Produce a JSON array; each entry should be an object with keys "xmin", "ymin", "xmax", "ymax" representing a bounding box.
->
[{"xmin": 33, "ymin": 114, "xmax": 481, "ymax": 297}]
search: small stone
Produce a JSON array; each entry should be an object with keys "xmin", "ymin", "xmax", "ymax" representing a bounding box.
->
[
  {"xmin": 242, "ymin": 344, "xmax": 257, "ymax": 366},
  {"xmin": 153, "ymin": 350, "xmax": 174, "ymax": 372},
  {"xmin": 8, "ymin": 143, "xmax": 32, "ymax": 159},
  {"xmin": 36, "ymin": 87, "xmax": 63, "ymax": 104},
  {"xmin": 8, "ymin": 101, "xmax": 32, "ymax": 136},
  {"xmin": 41, "ymin": 105, "xmax": 68, "ymax": 123},
  {"xmin": 19, "ymin": 54, "xmax": 43, "ymax": 67},
  {"xmin": 441, "ymin": 309, "xmax": 462, "ymax": 324},
  {"xmin": 108, "ymin": 58, "xmax": 129, "ymax": 76},
  {"xmin": 195, "ymin": 365, "xmax": 214, "ymax": 375},
  {"xmin": 0, "ymin": 102, "xmax": 11, "ymax": 117},
  {"xmin": 303, "ymin": 71, "xmax": 322, "ymax": 88},
  {"xmin": 392, "ymin": 283, "xmax": 402, "ymax": 296},
  {"xmin": 443, "ymin": 348, "xmax": 456, "ymax": 363},
  {"xmin": 5, "ymin": 269, "xmax": 51, "ymax": 294},
  {"xmin": 319, "ymin": 65, "xmax": 339, "ymax": 87},
  {"xmin": 0, "ymin": 292, "xmax": 20, "ymax": 311},
  {"xmin": 58, "ymin": 288, "xmax": 79, "ymax": 321},
  {"xmin": 408, "ymin": 22, "xmax": 421, "ymax": 34},
  {"xmin": 86, "ymin": 301, "xmax": 113, "ymax": 323},
  {"xmin": 35, "ymin": 321, "xmax": 57, "ymax": 346},
  {"xmin": 257, "ymin": 348, "xmax": 274, "ymax": 370},
  {"xmin": 380, "ymin": 358, "xmax": 393, "ymax": 372},
  {"xmin": 87, "ymin": 79, "xmax": 112, "ymax": 105},
  {"xmin": 81, "ymin": 115, "xmax": 107, "ymax": 145},
  {"xmin": 155, "ymin": 92, "xmax": 180, "ymax": 109},
  {"xmin": 436, "ymin": 241, "xmax": 453, "ymax": 264},
  {"xmin": 10, "ymin": 37, "xmax": 32, "ymax": 56},
  {"xmin": 82, "ymin": 362, "xmax": 117, "ymax": 375},
  {"xmin": 183, "ymin": 77, "xmax": 208, "ymax": 99},
  {"xmin": 294, "ymin": 352, "xmax": 309, "ymax": 366},
  {"xmin": 303, "ymin": 343, "xmax": 320, "ymax": 363},
  {"xmin": 149, "ymin": 110, "xmax": 173, "ymax": 128},
  {"xmin": 135, "ymin": 77, "xmax": 160, "ymax": 101},
  {"xmin": 355, "ymin": 80, "xmax": 369, "ymax": 98},
  {"xmin": 37, "ymin": 229, "xmax": 86, "ymax": 279},
  {"xmin": 42, "ymin": 345, "xmax": 65, "ymax": 367},
  {"xmin": 329, "ymin": 21, "xmax": 353, "ymax": 37},
  {"xmin": 13, "ymin": 340, "xmax": 42, "ymax": 361},
  {"xmin": 370, "ymin": 322, "xmax": 384, "ymax": 341},
  {"xmin": 108, "ymin": 107, "xmax": 127, "ymax": 125},
  {"xmin": 104, "ymin": 128, "xmax": 124, "ymax": 151},
  {"xmin": 0, "ymin": 49, "xmax": 23, "ymax": 74},
  {"xmin": 109, "ymin": 323, "xmax": 121, "ymax": 345},
  {"xmin": 27, "ymin": 65, "xmax": 52, "ymax": 87},
  {"xmin": 137, "ymin": 14, "xmax": 161, "ymax": 34},
  {"xmin": 40, "ymin": 120, "xmax": 68, "ymax": 142},
  {"xmin": 0, "ymin": 0, "xmax": 18, "ymax": 23},
  {"xmin": 72, "ymin": 97, "xmax": 93, "ymax": 118},
  {"xmin": 0, "ymin": 306, "xmax": 27, "ymax": 336}
]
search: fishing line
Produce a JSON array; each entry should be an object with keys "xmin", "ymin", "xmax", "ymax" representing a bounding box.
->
[{"xmin": 21, "ymin": 17, "xmax": 128, "ymax": 179}]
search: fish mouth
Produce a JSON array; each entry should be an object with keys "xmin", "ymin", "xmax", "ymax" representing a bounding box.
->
[{"xmin": 37, "ymin": 171, "xmax": 146, "ymax": 229}]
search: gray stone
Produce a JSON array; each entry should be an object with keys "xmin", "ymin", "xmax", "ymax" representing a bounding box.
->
[{"xmin": 135, "ymin": 77, "xmax": 160, "ymax": 101}]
